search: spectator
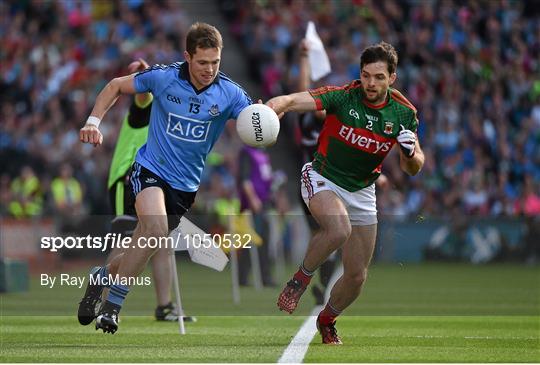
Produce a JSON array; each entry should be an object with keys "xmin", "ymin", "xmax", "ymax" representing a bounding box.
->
[
  {"xmin": 8, "ymin": 166, "xmax": 43, "ymax": 218},
  {"xmin": 515, "ymin": 175, "xmax": 540, "ymax": 217},
  {"xmin": 237, "ymin": 145, "xmax": 275, "ymax": 287},
  {"xmin": 50, "ymin": 164, "xmax": 83, "ymax": 216},
  {"xmin": 1, "ymin": 1, "xmax": 190, "ymax": 216},
  {"xmin": 223, "ymin": 0, "xmax": 540, "ymax": 218},
  {"xmin": 1, "ymin": 0, "xmax": 539, "ymax": 222},
  {"xmin": 0, "ymin": 174, "xmax": 13, "ymax": 216}
]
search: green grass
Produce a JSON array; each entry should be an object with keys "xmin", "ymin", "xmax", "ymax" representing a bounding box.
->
[
  {"xmin": 0, "ymin": 316, "xmax": 304, "ymax": 362},
  {"xmin": 1, "ymin": 262, "xmax": 539, "ymax": 362},
  {"xmin": 305, "ymin": 316, "xmax": 540, "ymax": 363}
]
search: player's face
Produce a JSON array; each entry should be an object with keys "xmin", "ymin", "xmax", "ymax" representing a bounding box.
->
[
  {"xmin": 184, "ymin": 47, "xmax": 221, "ymax": 90},
  {"xmin": 360, "ymin": 61, "xmax": 396, "ymax": 105}
]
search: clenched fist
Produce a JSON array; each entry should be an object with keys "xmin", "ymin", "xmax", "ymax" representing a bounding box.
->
[{"xmin": 80, "ymin": 124, "xmax": 103, "ymax": 146}]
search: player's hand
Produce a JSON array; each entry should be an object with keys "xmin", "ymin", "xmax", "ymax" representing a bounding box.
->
[
  {"xmin": 397, "ymin": 124, "xmax": 416, "ymax": 157},
  {"xmin": 264, "ymin": 99, "xmax": 285, "ymax": 119},
  {"xmin": 80, "ymin": 124, "xmax": 103, "ymax": 147}
]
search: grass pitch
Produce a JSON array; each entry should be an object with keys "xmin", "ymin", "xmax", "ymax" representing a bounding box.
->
[
  {"xmin": 1, "ymin": 261, "xmax": 539, "ymax": 362},
  {"xmin": 305, "ymin": 316, "xmax": 539, "ymax": 363},
  {"xmin": 1, "ymin": 316, "xmax": 303, "ymax": 362}
]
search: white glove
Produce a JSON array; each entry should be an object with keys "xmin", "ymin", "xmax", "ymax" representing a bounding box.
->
[{"xmin": 397, "ymin": 124, "xmax": 416, "ymax": 157}]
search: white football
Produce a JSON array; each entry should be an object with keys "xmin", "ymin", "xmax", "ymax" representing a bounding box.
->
[{"xmin": 236, "ymin": 104, "xmax": 280, "ymax": 147}]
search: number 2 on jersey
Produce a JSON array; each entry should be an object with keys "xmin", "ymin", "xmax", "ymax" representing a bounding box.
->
[{"xmin": 366, "ymin": 120, "xmax": 373, "ymax": 130}]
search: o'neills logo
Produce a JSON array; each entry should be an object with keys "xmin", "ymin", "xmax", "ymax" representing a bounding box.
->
[
  {"xmin": 251, "ymin": 112, "xmax": 264, "ymax": 142},
  {"xmin": 338, "ymin": 125, "xmax": 392, "ymax": 154}
]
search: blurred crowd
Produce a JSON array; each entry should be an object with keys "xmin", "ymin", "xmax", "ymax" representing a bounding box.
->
[
  {"xmin": 221, "ymin": 0, "xmax": 540, "ymax": 218},
  {"xmin": 1, "ymin": 0, "xmax": 539, "ymax": 222},
  {"xmin": 0, "ymin": 0, "xmax": 285, "ymax": 243},
  {"xmin": 1, "ymin": 0, "xmax": 191, "ymax": 217}
]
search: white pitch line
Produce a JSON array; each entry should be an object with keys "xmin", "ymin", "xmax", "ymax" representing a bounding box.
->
[
  {"xmin": 278, "ymin": 265, "xmax": 344, "ymax": 364},
  {"xmin": 277, "ymin": 306, "xmax": 322, "ymax": 364}
]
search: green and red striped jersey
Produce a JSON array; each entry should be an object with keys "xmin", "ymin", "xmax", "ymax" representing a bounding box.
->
[{"xmin": 309, "ymin": 80, "xmax": 418, "ymax": 192}]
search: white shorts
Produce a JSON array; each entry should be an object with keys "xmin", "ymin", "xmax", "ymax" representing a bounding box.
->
[{"xmin": 300, "ymin": 162, "xmax": 377, "ymax": 226}]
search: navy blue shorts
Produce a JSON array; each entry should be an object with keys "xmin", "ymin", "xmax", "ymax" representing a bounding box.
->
[{"xmin": 129, "ymin": 162, "xmax": 196, "ymax": 230}]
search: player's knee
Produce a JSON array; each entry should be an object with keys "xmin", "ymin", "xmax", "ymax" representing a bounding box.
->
[
  {"xmin": 346, "ymin": 269, "xmax": 368, "ymax": 288},
  {"xmin": 325, "ymin": 222, "xmax": 352, "ymax": 247}
]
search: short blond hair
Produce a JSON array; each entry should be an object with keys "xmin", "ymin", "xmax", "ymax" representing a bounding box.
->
[{"xmin": 185, "ymin": 22, "xmax": 223, "ymax": 56}]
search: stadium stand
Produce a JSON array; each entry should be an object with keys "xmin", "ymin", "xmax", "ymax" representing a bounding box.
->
[
  {"xmin": 221, "ymin": 0, "xmax": 540, "ymax": 218},
  {"xmin": 1, "ymin": 0, "xmax": 538, "ymax": 263}
]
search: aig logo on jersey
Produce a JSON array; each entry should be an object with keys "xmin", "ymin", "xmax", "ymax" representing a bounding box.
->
[{"xmin": 167, "ymin": 113, "xmax": 211, "ymax": 143}]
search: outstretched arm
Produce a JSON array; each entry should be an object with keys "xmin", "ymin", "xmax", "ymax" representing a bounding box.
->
[
  {"xmin": 89, "ymin": 74, "xmax": 137, "ymax": 121},
  {"xmin": 266, "ymin": 91, "xmax": 318, "ymax": 116},
  {"xmin": 79, "ymin": 74, "xmax": 137, "ymax": 146}
]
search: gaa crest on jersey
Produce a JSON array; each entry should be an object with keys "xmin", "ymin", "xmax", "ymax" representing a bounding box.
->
[
  {"xmin": 209, "ymin": 104, "xmax": 221, "ymax": 117},
  {"xmin": 384, "ymin": 121, "xmax": 394, "ymax": 134}
]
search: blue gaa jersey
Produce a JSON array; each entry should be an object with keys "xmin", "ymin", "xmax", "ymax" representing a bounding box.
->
[{"xmin": 133, "ymin": 62, "xmax": 252, "ymax": 192}]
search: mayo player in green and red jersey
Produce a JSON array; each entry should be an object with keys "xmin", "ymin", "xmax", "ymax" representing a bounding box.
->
[{"xmin": 267, "ymin": 42, "xmax": 424, "ymax": 345}]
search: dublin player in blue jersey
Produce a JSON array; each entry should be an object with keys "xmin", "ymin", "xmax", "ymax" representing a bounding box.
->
[{"xmin": 78, "ymin": 22, "xmax": 252, "ymax": 334}]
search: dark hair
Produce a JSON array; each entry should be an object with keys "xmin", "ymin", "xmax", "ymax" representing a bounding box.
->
[
  {"xmin": 360, "ymin": 41, "xmax": 398, "ymax": 75},
  {"xmin": 185, "ymin": 22, "xmax": 223, "ymax": 56}
]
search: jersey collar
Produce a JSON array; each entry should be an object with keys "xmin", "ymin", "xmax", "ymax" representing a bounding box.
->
[
  {"xmin": 360, "ymin": 87, "xmax": 389, "ymax": 109},
  {"xmin": 179, "ymin": 62, "xmax": 220, "ymax": 95}
]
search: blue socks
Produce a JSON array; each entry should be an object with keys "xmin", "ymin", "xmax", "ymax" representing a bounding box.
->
[
  {"xmin": 98, "ymin": 266, "xmax": 129, "ymax": 308},
  {"xmin": 97, "ymin": 266, "xmax": 110, "ymax": 287},
  {"xmin": 107, "ymin": 284, "xmax": 130, "ymax": 307}
]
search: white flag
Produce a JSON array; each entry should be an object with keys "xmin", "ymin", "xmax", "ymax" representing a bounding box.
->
[
  {"xmin": 169, "ymin": 217, "xmax": 229, "ymax": 272},
  {"xmin": 305, "ymin": 21, "xmax": 331, "ymax": 81}
]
